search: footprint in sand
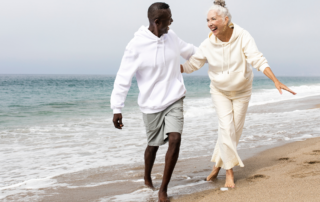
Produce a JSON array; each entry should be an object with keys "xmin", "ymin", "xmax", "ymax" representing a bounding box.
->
[
  {"xmin": 247, "ymin": 174, "xmax": 269, "ymax": 182},
  {"xmin": 291, "ymin": 171, "xmax": 320, "ymax": 178},
  {"xmin": 306, "ymin": 161, "xmax": 320, "ymax": 165},
  {"xmin": 307, "ymin": 150, "xmax": 320, "ymax": 155},
  {"xmin": 278, "ymin": 157, "xmax": 290, "ymax": 161},
  {"xmin": 278, "ymin": 157, "xmax": 296, "ymax": 163}
]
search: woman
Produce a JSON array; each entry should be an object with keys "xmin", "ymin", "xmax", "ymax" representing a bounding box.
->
[{"xmin": 181, "ymin": 0, "xmax": 296, "ymax": 188}]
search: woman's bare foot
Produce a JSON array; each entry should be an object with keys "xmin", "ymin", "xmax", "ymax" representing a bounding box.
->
[
  {"xmin": 206, "ymin": 166, "xmax": 221, "ymax": 181},
  {"xmin": 225, "ymin": 169, "xmax": 235, "ymax": 188}
]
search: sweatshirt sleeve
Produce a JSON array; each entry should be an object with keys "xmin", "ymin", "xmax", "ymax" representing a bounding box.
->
[
  {"xmin": 242, "ymin": 31, "xmax": 270, "ymax": 73},
  {"xmin": 182, "ymin": 43, "xmax": 207, "ymax": 74},
  {"xmin": 110, "ymin": 47, "xmax": 139, "ymax": 114},
  {"xmin": 178, "ymin": 37, "xmax": 198, "ymax": 60}
]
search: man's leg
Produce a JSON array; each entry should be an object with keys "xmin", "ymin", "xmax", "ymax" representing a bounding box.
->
[
  {"xmin": 144, "ymin": 145, "xmax": 159, "ymax": 189},
  {"xmin": 159, "ymin": 132, "xmax": 181, "ymax": 202}
]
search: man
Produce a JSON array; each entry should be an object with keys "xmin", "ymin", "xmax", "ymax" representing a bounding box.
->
[{"xmin": 110, "ymin": 2, "xmax": 196, "ymax": 202}]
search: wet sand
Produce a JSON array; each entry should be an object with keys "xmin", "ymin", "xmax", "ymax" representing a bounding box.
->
[{"xmin": 172, "ymin": 137, "xmax": 320, "ymax": 202}]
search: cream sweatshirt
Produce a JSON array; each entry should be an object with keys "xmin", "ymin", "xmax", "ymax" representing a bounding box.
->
[
  {"xmin": 183, "ymin": 23, "xmax": 269, "ymax": 92},
  {"xmin": 111, "ymin": 26, "xmax": 197, "ymax": 114}
]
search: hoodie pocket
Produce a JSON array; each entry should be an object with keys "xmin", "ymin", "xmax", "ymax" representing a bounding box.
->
[
  {"xmin": 210, "ymin": 71, "xmax": 251, "ymax": 91},
  {"xmin": 146, "ymin": 78, "xmax": 185, "ymax": 110}
]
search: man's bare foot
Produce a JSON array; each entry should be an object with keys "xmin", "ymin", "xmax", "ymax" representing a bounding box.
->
[
  {"xmin": 206, "ymin": 166, "xmax": 221, "ymax": 181},
  {"xmin": 158, "ymin": 190, "xmax": 170, "ymax": 202},
  {"xmin": 225, "ymin": 169, "xmax": 235, "ymax": 188},
  {"xmin": 144, "ymin": 176, "xmax": 156, "ymax": 190}
]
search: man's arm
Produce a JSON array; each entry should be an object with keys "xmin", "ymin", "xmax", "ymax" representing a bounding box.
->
[
  {"xmin": 110, "ymin": 48, "xmax": 138, "ymax": 129},
  {"xmin": 178, "ymin": 37, "xmax": 197, "ymax": 60}
]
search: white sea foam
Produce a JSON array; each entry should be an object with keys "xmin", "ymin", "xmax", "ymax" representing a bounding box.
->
[
  {"xmin": 250, "ymin": 84, "xmax": 320, "ymax": 106},
  {"xmin": 0, "ymin": 178, "xmax": 57, "ymax": 191},
  {"xmin": 0, "ymin": 178, "xmax": 60, "ymax": 200},
  {"xmin": 98, "ymin": 180, "xmax": 210, "ymax": 202},
  {"xmin": 66, "ymin": 180, "xmax": 129, "ymax": 189}
]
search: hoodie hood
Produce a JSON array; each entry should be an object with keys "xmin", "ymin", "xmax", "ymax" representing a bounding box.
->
[
  {"xmin": 134, "ymin": 26, "xmax": 167, "ymax": 42},
  {"xmin": 133, "ymin": 26, "xmax": 168, "ymax": 70},
  {"xmin": 207, "ymin": 23, "xmax": 245, "ymax": 76},
  {"xmin": 208, "ymin": 23, "xmax": 244, "ymax": 45}
]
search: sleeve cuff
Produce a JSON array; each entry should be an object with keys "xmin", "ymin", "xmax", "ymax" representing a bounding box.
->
[
  {"xmin": 182, "ymin": 61, "xmax": 193, "ymax": 74},
  {"xmin": 260, "ymin": 63, "xmax": 270, "ymax": 73},
  {"xmin": 113, "ymin": 108, "xmax": 122, "ymax": 114}
]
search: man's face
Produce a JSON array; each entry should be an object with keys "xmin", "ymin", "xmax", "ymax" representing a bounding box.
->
[{"xmin": 157, "ymin": 9, "xmax": 173, "ymax": 36}]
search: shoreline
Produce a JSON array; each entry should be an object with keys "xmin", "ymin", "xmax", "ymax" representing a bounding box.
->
[
  {"xmin": 1, "ymin": 94, "xmax": 319, "ymax": 201},
  {"xmin": 172, "ymin": 137, "xmax": 320, "ymax": 202}
]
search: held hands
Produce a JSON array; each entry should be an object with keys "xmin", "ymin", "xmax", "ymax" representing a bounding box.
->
[
  {"xmin": 113, "ymin": 113, "xmax": 124, "ymax": 129},
  {"xmin": 275, "ymin": 81, "xmax": 296, "ymax": 95}
]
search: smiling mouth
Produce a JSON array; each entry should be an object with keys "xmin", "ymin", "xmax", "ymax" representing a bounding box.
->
[{"xmin": 212, "ymin": 28, "xmax": 217, "ymax": 32}]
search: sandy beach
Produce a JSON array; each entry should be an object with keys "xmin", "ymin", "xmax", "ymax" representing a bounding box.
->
[
  {"xmin": 15, "ymin": 135, "xmax": 320, "ymax": 202},
  {"xmin": 172, "ymin": 137, "xmax": 320, "ymax": 202}
]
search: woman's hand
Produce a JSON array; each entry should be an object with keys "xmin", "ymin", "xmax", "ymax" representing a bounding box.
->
[
  {"xmin": 274, "ymin": 81, "xmax": 296, "ymax": 95},
  {"xmin": 180, "ymin": 64, "xmax": 184, "ymax": 73},
  {"xmin": 263, "ymin": 67, "xmax": 296, "ymax": 95}
]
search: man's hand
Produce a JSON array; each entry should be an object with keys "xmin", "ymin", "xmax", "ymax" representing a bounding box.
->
[
  {"xmin": 180, "ymin": 64, "xmax": 184, "ymax": 73},
  {"xmin": 113, "ymin": 113, "xmax": 124, "ymax": 129}
]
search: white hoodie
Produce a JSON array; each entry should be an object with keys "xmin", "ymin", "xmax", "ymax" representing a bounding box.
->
[
  {"xmin": 183, "ymin": 23, "xmax": 269, "ymax": 92},
  {"xmin": 111, "ymin": 26, "xmax": 197, "ymax": 114}
]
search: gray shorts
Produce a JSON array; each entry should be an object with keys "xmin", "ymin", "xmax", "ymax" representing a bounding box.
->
[{"xmin": 142, "ymin": 98, "xmax": 184, "ymax": 146}]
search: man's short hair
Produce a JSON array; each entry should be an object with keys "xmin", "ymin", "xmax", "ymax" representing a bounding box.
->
[{"xmin": 148, "ymin": 2, "xmax": 170, "ymax": 22}]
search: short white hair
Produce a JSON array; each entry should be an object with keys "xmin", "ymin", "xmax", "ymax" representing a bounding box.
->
[{"xmin": 207, "ymin": 5, "xmax": 232, "ymax": 25}]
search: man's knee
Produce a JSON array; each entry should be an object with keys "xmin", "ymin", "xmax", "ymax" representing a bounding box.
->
[
  {"xmin": 168, "ymin": 132, "xmax": 181, "ymax": 145},
  {"xmin": 146, "ymin": 145, "xmax": 159, "ymax": 153}
]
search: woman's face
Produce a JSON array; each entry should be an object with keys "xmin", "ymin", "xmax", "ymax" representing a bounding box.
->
[{"xmin": 207, "ymin": 10, "xmax": 227, "ymax": 37}]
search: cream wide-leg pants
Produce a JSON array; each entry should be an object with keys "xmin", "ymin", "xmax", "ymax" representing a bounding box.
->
[{"xmin": 210, "ymin": 86, "xmax": 251, "ymax": 170}]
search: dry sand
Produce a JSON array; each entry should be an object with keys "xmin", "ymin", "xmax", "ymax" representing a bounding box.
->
[{"xmin": 172, "ymin": 137, "xmax": 320, "ymax": 202}]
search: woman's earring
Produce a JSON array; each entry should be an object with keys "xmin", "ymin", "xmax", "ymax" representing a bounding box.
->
[{"xmin": 223, "ymin": 25, "xmax": 226, "ymax": 32}]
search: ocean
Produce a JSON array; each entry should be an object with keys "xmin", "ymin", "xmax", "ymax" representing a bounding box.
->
[{"xmin": 1, "ymin": 75, "xmax": 320, "ymax": 201}]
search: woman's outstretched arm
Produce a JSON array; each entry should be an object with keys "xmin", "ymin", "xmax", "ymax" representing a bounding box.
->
[{"xmin": 263, "ymin": 67, "xmax": 296, "ymax": 95}]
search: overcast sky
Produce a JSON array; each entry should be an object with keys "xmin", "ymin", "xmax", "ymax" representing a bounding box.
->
[{"xmin": 0, "ymin": 0, "xmax": 319, "ymax": 76}]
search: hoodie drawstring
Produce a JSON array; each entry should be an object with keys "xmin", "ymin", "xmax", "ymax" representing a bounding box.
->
[
  {"xmin": 221, "ymin": 44, "xmax": 231, "ymax": 74},
  {"xmin": 154, "ymin": 38, "xmax": 166, "ymax": 69},
  {"xmin": 222, "ymin": 45, "xmax": 224, "ymax": 73},
  {"xmin": 228, "ymin": 44, "xmax": 231, "ymax": 74},
  {"xmin": 154, "ymin": 44, "xmax": 158, "ymax": 68},
  {"xmin": 163, "ymin": 39, "xmax": 166, "ymax": 67}
]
